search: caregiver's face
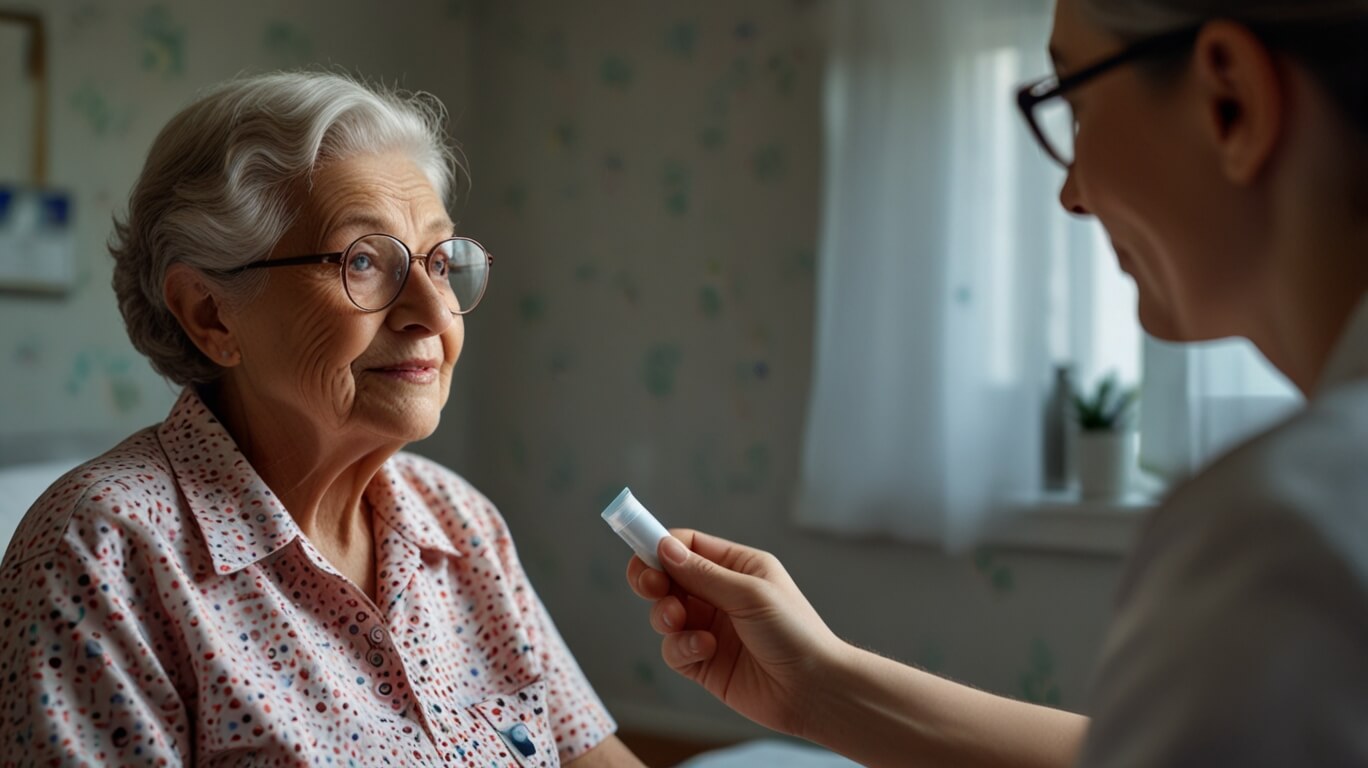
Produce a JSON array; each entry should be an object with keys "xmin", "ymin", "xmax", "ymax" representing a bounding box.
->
[
  {"xmin": 1049, "ymin": 0, "xmax": 1241, "ymax": 342},
  {"xmin": 230, "ymin": 151, "xmax": 463, "ymax": 444}
]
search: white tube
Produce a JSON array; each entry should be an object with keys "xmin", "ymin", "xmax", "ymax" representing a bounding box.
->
[{"xmin": 601, "ymin": 487, "xmax": 670, "ymax": 570}]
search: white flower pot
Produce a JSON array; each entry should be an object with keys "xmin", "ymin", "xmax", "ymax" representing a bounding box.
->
[{"xmin": 1077, "ymin": 430, "xmax": 1136, "ymax": 500}]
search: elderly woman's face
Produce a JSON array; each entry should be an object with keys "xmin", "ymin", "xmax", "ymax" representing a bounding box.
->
[{"xmin": 226, "ymin": 151, "xmax": 461, "ymax": 444}]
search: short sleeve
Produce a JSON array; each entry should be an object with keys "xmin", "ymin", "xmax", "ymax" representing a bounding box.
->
[
  {"xmin": 1078, "ymin": 494, "xmax": 1368, "ymax": 767},
  {"xmin": 484, "ymin": 505, "xmax": 618, "ymax": 762},
  {"xmin": 0, "ymin": 493, "xmax": 194, "ymax": 766}
]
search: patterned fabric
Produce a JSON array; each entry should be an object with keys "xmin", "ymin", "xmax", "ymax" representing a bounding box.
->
[{"xmin": 0, "ymin": 387, "xmax": 615, "ymax": 767}]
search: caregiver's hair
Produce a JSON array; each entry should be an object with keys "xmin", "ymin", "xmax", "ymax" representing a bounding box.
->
[
  {"xmin": 110, "ymin": 71, "xmax": 461, "ymax": 385},
  {"xmin": 1078, "ymin": 0, "xmax": 1368, "ymax": 134}
]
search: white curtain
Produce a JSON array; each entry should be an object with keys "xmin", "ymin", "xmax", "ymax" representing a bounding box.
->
[
  {"xmin": 796, "ymin": 0, "xmax": 1073, "ymax": 550},
  {"xmin": 1140, "ymin": 338, "xmax": 1301, "ymax": 480}
]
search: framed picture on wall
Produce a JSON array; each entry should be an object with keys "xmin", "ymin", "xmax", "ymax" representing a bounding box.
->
[
  {"xmin": 0, "ymin": 11, "xmax": 74, "ymax": 296},
  {"xmin": 0, "ymin": 185, "xmax": 75, "ymax": 295}
]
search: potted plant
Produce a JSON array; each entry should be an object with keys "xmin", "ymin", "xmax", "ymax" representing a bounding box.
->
[{"xmin": 1072, "ymin": 374, "xmax": 1138, "ymax": 499}]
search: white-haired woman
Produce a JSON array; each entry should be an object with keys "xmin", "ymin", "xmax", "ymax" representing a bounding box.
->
[
  {"xmin": 627, "ymin": 0, "xmax": 1368, "ymax": 766},
  {"xmin": 0, "ymin": 72, "xmax": 642, "ymax": 767}
]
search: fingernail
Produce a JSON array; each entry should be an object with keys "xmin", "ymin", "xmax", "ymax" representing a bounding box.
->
[
  {"xmin": 662, "ymin": 611, "xmax": 676, "ymax": 630},
  {"xmin": 687, "ymin": 634, "xmax": 701, "ymax": 655},
  {"xmin": 660, "ymin": 537, "xmax": 688, "ymax": 566}
]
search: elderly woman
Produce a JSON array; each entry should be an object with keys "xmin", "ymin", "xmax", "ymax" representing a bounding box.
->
[
  {"xmin": 628, "ymin": 0, "xmax": 1368, "ymax": 766},
  {"xmin": 0, "ymin": 72, "xmax": 641, "ymax": 766}
]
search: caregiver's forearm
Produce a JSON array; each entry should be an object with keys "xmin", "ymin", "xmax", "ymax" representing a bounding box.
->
[{"xmin": 797, "ymin": 644, "xmax": 1088, "ymax": 768}]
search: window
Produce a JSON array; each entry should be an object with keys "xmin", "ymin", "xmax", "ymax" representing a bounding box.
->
[{"xmin": 795, "ymin": 0, "xmax": 1300, "ymax": 551}]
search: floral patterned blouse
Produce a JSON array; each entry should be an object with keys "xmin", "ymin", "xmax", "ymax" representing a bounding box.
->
[{"xmin": 0, "ymin": 387, "xmax": 615, "ymax": 767}]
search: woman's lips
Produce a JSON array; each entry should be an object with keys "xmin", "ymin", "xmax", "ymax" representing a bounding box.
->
[{"xmin": 369, "ymin": 359, "xmax": 440, "ymax": 384}]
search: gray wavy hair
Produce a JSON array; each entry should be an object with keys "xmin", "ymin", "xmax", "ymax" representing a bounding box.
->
[
  {"xmin": 1077, "ymin": 0, "xmax": 1368, "ymax": 132},
  {"xmin": 110, "ymin": 70, "xmax": 462, "ymax": 386}
]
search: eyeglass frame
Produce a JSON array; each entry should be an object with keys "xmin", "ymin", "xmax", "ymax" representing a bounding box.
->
[
  {"xmin": 228, "ymin": 233, "xmax": 494, "ymax": 315},
  {"xmin": 1016, "ymin": 25, "xmax": 1201, "ymax": 168}
]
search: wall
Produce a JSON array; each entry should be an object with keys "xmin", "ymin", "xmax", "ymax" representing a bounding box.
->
[
  {"xmin": 424, "ymin": 0, "xmax": 1127, "ymax": 741},
  {"xmin": 0, "ymin": 0, "xmax": 1127, "ymax": 745}
]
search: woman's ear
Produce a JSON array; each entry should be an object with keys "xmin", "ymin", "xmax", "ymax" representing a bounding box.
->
[
  {"xmin": 164, "ymin": 263, "xmax": 241, "ymax": 367},
  {"xmin": 1190, "ymin": 20, "xmax": 1284, "ymax": 185}
]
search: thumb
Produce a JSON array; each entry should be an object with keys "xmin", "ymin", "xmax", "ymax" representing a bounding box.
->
[{"xmin": 658, "ymin": 536, "xmax": 769, "ymax": 615}]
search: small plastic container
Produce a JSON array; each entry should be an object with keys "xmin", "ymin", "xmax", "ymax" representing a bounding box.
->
[{"xmin": 601, "ymin": 487, "xmax": 670, "ymax": 569}]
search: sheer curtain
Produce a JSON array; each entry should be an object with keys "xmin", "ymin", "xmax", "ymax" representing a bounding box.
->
[
  {"xmin": 795, "ymin": 0, "xmax": 1077, "ymax": 550},
  {"xmin": 1140, "ymin": 339, "xmax": 1301, "ymax": 481},
  {"xmin": 795, "ymin": 0, "xmax": 1301, "ymax": 551}
]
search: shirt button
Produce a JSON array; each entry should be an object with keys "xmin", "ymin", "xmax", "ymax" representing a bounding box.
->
[{"xmin": 505, "ymin": 723, "xmax": 536, "ymax": 757}]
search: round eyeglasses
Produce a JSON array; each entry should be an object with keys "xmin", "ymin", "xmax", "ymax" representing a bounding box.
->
[{"xmin": 234, "ymin": 234, "xmax": 493, "ymax": 314}]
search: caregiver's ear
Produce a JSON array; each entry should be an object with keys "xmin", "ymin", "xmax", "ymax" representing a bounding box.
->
[{"xmin": 1190, "ymin": 20, "xmax": 1284, "ymax": 185}]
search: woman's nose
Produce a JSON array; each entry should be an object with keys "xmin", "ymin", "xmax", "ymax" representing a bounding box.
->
[
  {"xmin": 388, "ymin": 258, "xmax": 455, "ymax": 335},
  {"xmin": 1058, "ymin": 166, "xmax": 1090, "ymax": 217}
]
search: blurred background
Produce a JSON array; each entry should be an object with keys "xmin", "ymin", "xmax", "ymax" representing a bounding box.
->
[{"xmin": 0, "ymin": 0, "xmax": 1302, "ymax": 763}]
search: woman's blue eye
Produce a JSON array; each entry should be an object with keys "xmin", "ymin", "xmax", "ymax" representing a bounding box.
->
[
  {"xmin": 349, "ymin": 254, "xmax": 374, "ymax": 272},
  {"xmin": 430, "ymin": 254, "xmax": 450, "ymax": 277}
]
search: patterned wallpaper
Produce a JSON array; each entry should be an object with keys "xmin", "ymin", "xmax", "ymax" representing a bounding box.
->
[
  {"xmin": 0, "ymin": 0, "xmax": 1124, "ymax": 741},
  {"xmin": 432, "ymin": 0, "xmax": 1121, "ymax": 738},
  {"xmin": 432, "ymin": 0, "xmax": 830, "ymax": 734}
]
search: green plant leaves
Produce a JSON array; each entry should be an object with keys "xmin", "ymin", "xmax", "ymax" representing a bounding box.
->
[{"xmin": 1072, "ymin": 373, "xmax": 1136, "ymax": 431}]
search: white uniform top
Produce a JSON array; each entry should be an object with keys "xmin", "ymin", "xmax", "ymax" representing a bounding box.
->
[{"xmin": 1079, "ymin": 295, "xmax": 1368, "ymax": 767}]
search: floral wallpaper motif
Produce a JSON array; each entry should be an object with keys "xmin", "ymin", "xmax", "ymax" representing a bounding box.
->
[{"xmin": 136, "ymin": 5, "xmax": 185, "ymax": 77}]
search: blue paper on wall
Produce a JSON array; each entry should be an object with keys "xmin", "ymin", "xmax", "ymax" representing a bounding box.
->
[{"xmin": 0, "ymin": 185, "xmax": 75, "ymax": 294}]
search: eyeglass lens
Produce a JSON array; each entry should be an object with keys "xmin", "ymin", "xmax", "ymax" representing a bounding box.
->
[
  {"xmin": 342, "ymin": 235, "xmax": 488, "ymax": 313},
  {"xmin": 1034, "ymin": 94, "xmax": 1076, "ymax": 166}
]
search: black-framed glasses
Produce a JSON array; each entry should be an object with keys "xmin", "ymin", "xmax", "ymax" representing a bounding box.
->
[
  {"xmin": 233, "ymin": 233, "xmax": 493, "ymax": 314},
  {"xmin": 1017, "ymin": 26, "xmax": 1200, "ymax": 168}
]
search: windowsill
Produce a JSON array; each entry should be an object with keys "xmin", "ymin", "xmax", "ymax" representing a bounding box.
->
[{"xmin": 982, "ymin": 475, "xmax": 1165, "ymax": 557}]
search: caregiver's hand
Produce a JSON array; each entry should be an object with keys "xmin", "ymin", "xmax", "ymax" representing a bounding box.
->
[{"xmin": 625, "ymin": 529, "xmax": 847, "ymax": 738}]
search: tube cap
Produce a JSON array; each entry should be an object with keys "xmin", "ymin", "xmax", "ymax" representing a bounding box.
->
[{"xmin": 600, "ymin": 486, "xmax": 670, "ymax": 569}]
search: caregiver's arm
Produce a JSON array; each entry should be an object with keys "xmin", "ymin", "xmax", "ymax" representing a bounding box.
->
[
  {"xmin": 627, "ymin": 530, "xmax": 1087, "ymax": 768},
  {"xmin": 814, "ymin": 643, "xmax": 1087, "ymax": 768}
]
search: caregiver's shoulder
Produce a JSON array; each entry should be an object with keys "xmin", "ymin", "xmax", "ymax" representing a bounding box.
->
[{"xmin": 1082, "ymin": 383, "xmax": 1368, "ymax": 767}]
